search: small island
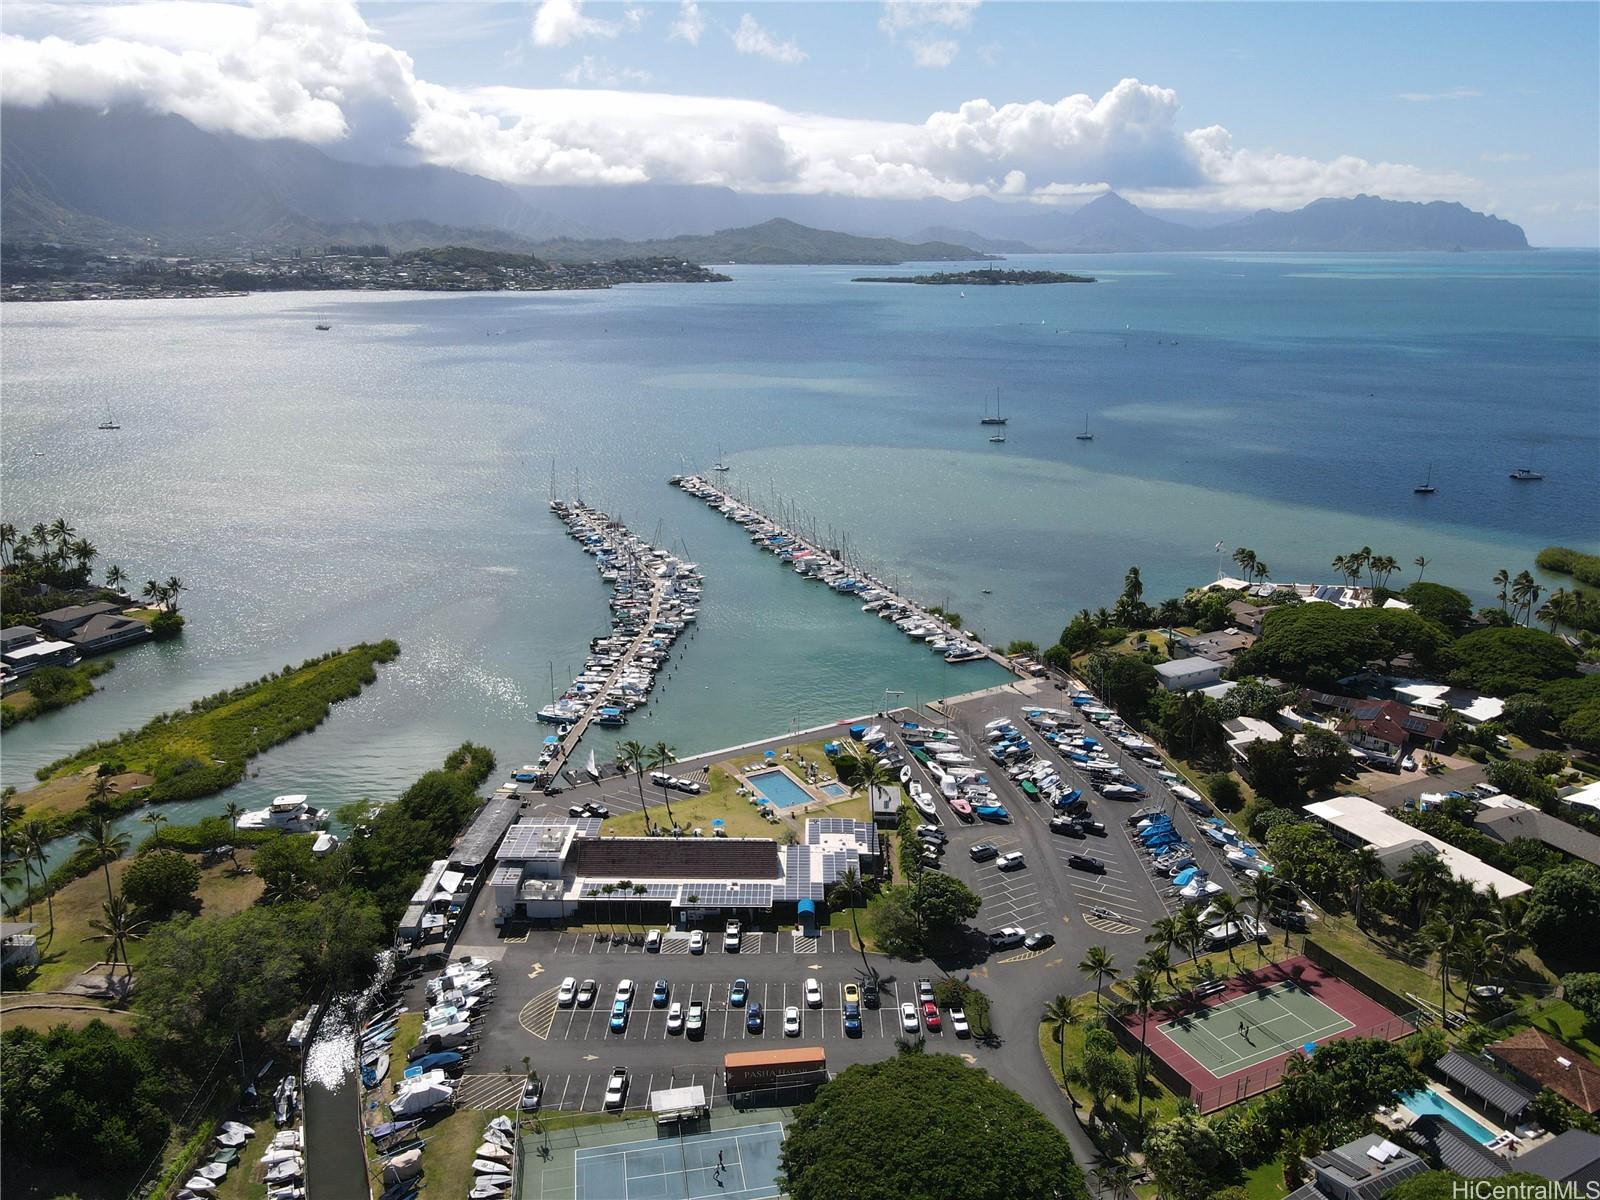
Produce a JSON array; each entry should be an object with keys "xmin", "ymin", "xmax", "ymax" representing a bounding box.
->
[{"xmin": 853, "ymin": 268, "xmax": 1097, "ymax": 285}]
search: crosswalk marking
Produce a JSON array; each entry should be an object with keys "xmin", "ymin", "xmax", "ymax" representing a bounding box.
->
[{"xmin": 455, "ymin": 1073, "xmax": 524, "ymax": 1110}]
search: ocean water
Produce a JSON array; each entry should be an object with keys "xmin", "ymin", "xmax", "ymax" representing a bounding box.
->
[{"xmin": 2, "ymin": 251, "xmax": 1596, "ymax": 865}]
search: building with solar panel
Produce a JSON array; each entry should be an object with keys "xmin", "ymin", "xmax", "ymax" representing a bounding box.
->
[{"xmin": 488, "ymin": 814, "xmax": 879, "ymax": 925}]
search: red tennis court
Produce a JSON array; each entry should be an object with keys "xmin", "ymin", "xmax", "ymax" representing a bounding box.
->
[{"xmin": 1117, "ymin": 955, "xmax": 1416, "ymax": 1112}]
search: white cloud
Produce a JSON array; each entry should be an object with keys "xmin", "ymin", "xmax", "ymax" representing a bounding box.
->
[
  {"xmin": 1480, "ymin": 151, "xmax": 1532, "ymax": 163},
  {"xmin": 911, "ymin": 39, "xmax": 958, "ymax": 68},
  {"xmin": 562, "ymin": 55, "xmax": 651, "ymax": 87},
  {"xmin": 531, "ymin": 0, "xmax": 619, "ymax": 48},
  {"xmin": 731, "ymin": 13, "xmax": 805, "ymax": 64},
  {"xmin": 880, "ymin": 0, "xmax": 977, "ymax": 67},
  {"xmin": 1396, "ymin": 87, "xmax": 1481, "ymax": 102},
  {"xmin": 669, "ymin": 0, "xmax": 705, "ymax": 45},
  {"xmin": 0, "ymin": 2, "xmax": 1487, "ymax": 211}
]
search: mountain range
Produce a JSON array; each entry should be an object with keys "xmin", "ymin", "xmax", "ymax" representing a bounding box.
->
[{"xmin": 0, "ymin": 104, "xmax": 1531, "ymax": 257}]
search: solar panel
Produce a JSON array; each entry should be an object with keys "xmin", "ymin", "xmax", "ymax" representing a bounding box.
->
[
  {"xmin": 685, "ymin": 882, "xmax": 774, "ymax": 908},
  {"xmin": 574, "ymin": 879, "xmax": 681, "ymax": 901}
]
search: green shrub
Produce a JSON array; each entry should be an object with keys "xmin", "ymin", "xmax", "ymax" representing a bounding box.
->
[
  {"xmin": 1537, "ymin": 546, "xmax": 1600, "ymax": 588},
  {"xmin": 122, "ymin": 849, "xmax": 201, "ymax": 914}
]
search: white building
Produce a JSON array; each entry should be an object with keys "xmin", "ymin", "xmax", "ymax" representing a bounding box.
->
[
  {"xmin": 1302, "ymin": 797, "xmax": 1530, "ymax": 897},
  {"xmin": 1154, "ymin": 656, "xmax": 1226, "ymax": 692}
]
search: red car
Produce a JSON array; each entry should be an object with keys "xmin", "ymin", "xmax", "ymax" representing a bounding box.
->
[{"xmin": 921, "ymin": 1001, "xmax": 941, "ymax": 1031}]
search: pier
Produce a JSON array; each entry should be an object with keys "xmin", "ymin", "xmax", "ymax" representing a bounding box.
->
[
  {"xmin": 534, "ymin": 501, "xmax": 702, "ymax": 784},
  {"xmin": 668, "ymin": 474, "xmax": 1020, "ymax": 675}
]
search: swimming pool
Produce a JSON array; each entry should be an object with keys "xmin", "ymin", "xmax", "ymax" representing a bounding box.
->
[
  {"xmin": 1400, "ymin": 1089, "xmax": 1497, "ymax": 1144},
  {"xmin": 749, "ymin": 770, "xmax": 815, "ymax": 809},
  {"xmin": 819, "ymin": 783, "xmax": 848, "ymax": 798}
]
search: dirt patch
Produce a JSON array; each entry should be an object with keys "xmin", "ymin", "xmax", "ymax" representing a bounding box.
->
[{"xmin": 17, "ymin": 770, "xmax": 155, "ymax": 822}]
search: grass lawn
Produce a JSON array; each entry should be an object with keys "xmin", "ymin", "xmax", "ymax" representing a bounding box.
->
[
  {"xmin": 1, "ymin": 658, "xmax": 116, "ymax": 728},
  {"xmin": 208, "ymin": 1111, "xmax": 277, "ymax": 1200},
  {"xmin": 4, "ymin": 848, "xmax": 262, "ymax": 993},
  {"xmin": 0, "ymin": 1006, "xmax": 138, "ymax": 1035},
  {"xmin": 402, "ymin": 1105, "xmax": 515, "ymax": 1200},
  {"xmin": 14, "ymin": 769, "xmax": 155, "ymax": 824},
  {"xmin": 1243, "ymin": 1158, "xmax": 1291, "ymax": 1200},
  {"xmin": 1036, "ymin": 1015, "xmax": 1185, "ymax": 1148},
  {"xmin": 1527, "ymin": 1000, "xmax": 1600, "ymax": 1063}
]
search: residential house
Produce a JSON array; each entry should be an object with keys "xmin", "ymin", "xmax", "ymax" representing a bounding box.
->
[
  {"xmin": 32, "ymin": 601, "xmax": 150, "ymax": 655},
  {"xmin": 35, "ymin": 601, "xmax": 125, "ymax": 639},
  {"xmin": 1514, "ymin": 1130, "xmax": 1600, "ymax": 1186},
  {"xmin": 1170, "ymin": 627, "xmax": 1256, "ymax": 668},
  {"xmin": 1303, "ymin": 797, "xmax": 1531, "ymax": 897},
  {"xmin": 0, "ymin": 922, "xmax": 40, "ymax": 970},
  {"xmin": 1302, "ymin": 692, "xmax": 1444, "ymax": 767},
  {"xmin": 1283, "ymin": 1133, "xmax": 1430, "ymax": 1200},
  {"xmin": 0, "ymin": 637, "xmax": 79, "ymax": 676},
  {"xmin": 1223, "ymin": 716, "xmax": 1284, "ymax": 765},
  {"xmin": 1154, "ymin": 656, "xmax": 1226, "ymax": 692},
  {"xmin": 1471, "ymin": 806, "xmax": 1600, "ymax": 868},
  {"xmin": 1405, "ymin": 1115, "xmax": 1509, "ymax": 1179},
  {"xmin": 1488, "ymin": 1028, "xmax": 1600, "ymax": 1115},
  {"xmin": 0, "ymin": 625, "xmax": 42, "ymax": 653},
  {"xmin": 1227, "ymin": 600, "xmax": 1268, "ymax": 635}
]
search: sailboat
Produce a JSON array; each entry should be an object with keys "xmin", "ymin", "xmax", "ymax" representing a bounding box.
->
[
  {"xmin": 1509, "ymin": 467, "xmax": 1543, "ymax": 481},
  {"xmin": 988, "ymin": 433, "xmax": 1006, "ymax": 443},
  {"xmin": 585, "ymin": 749, "xmax": 600, "ymax": 782},
  {"xmin": 711, "ymin": 444, "xmax": 731, "ymax": 472},
  {"xmin": 97, "ymin": 404, "xmax": 120, "ymax": 431},
  {"xmin": 979, "ymin": 390, "xmax": 1007, "ymax": 426},
  {"xmin": 1413, "ymin": 464, "xmax": 1437, "ymax": 495},
  {"xmin": 1075, "ymin": 414, "xmax": 1094, "ymax": 441}
]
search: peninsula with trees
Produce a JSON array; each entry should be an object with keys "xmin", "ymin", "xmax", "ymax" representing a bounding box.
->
[{"xmin": 852, "ymin": 267, "xmax": 1096, "ymax": 285}]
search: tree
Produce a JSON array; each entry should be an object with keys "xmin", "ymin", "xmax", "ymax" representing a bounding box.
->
[
  {"xmin": 1561, "ymin": 972, "xmax": 1600, "ymax": 1025},
  {"xmin": 1400, "ymin": 581, "xmax": 1471, "ymax": 632},
  {"xmin": 76, "ymin": 816, "xmax": 131, "ymax": 907},
  {"xmin": 1538, "ymin": 588, "xmax": 1578, "ymax": 634},
  {"xmin": 1244, "ymin": 736, "xmax": 1303, "ymax": 805},
  {"xmin": 1448, "ymin": 626, "xmax": 1578, "ymax": 696},
  {"xmin": 1413, "ymin": 555, "xmax": 1429, "ymax": 583},
  {"xmin": 1091, "ymin": 654, "xmax": 1159, "ymax": 713},
  {"xmin": 1076, "ymin": 1026, "xmax": 1135, "ymax": 1120},
  {"xmin": 22, "ymin": 821, "xmax": 55, "ymax": 942},
  {"xmin": 120, "ymin": 849, "xmax": 200, "ymax": 914},
  {"xmin": 864, "ymin": 886, "xmax": 921, "ymax": 958},
  {"xmin": 1144, "ymin": 917, "xmax": 1180, "ymax": 981},
  {"xmin": 1522, "ymin": 863, "xmax": 1600, "ymax": 957},
  {"xmin": 0, "ymin": 1020, "xmax": 171, "ymax": 1179},
  {"xmin": 104, "ymin": 562, "xmax": 127, "ymax": 591},
  {"xmin": 1240, "ymin": 873, "xmax": 1282, "ymax": 956},
  {"xmin": 1206, "ymin": 773, "xmax": 1243, "ymax": 810},
  {"xmin": 1298, "ymin": 726, "xmax": 1356, "ymax": 791},
  {"xmin": 833, "ymin": 866, "xmax": 873, "ymax": 979},
  {"xmin": 1500, "ymin": 693, "xmax": 1553, "ymax": 738},
  {"xmin": 1398, "ymin": 851, "xmax": 1454, "ymax": 925},
  {"xmin": 1143, "ymin": 1112, "xmax": 1233, "ymax": 1200},
  {"xmin": 1260, "ymin": 1037, "xmax": 1423, "ymax": 1131},
  {"xmin": 615, "ymin": 739, "xmax": 653, "ymax": 835},
  {"xmin": 1207, "ymin": 893, "xmax": 1243, "ymax": 965},
  {"xmin": 1348, "ymin": 846, "xmax": 1384, "ymax": 930},
  {"xmin": 1123, "ymin": 565, "xmax": 1144, "ymax": 603},
  {"xmin": 780, "ymin": 1054, "xmax": 1090, "ymax": 1200},
  {"xmin": 1127, "ymin": 970, "xmax": 1161, "ymax": 1126},
  {"xmin": 254, "ymin": 835, "xmax": 324, "ymax": 903},
  {"xmin": 224, "ymin": 801, "xmax": 243, "ymax": 836},
  {"xmin": 88, "ymin": 896, "xmax": 149, "ymax": 980},
  {"xmin": 647, "ymin": 741, "xmax": 679, "ymax": 829},
  {"xmin": 1043, "ymin": 993, "xmax": 1084, "ymax": 1106},
  {"xmin": 1079, "ymin": 945, "xmax": 1120, "ymax": 1009},
  {"xmin": 912, "ymin": 871, "xmax": 981, "ymax": 938}
]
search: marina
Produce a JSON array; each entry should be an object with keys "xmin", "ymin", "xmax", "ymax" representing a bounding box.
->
[{"xmin": 668, "ymin": 474, "xmax": 1002, "ymax": 670}]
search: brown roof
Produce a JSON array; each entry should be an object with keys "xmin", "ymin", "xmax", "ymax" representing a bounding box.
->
[{"xmin": 1489, "ymin": 1028, "xmax": 1600, "ymax": 1113}]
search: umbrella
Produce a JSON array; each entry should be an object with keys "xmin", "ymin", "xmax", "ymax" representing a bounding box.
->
[
  {"xmin": 764, "ymin": 750, "xmax": 776, "ymax": 759},
  {"xmin": 711, "ymin": 818, "xmax": 725, "ymax": 827},
  {"xmin": 1302, "ymin": 1042, "xmax": 1317, "ymax": 1055}
]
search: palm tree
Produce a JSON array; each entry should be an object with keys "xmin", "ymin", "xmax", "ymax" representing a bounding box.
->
[
  {"xmin": 162, "ymin": 577, "xmax": 185, "ymax": 613},
  {"xmin": 76, "ymin": 817, "xmax": 130, "ymax": 907},
  {"xmin": 141, "ymin": 579, "xmax": 162, "ymax": 608},
  {"xmin": 140, "ymin": 811, "xmax": 168, "ymax": 844},
  {"xmin": 1127, "ymin": 970, "xmax": 1161, "ymax": 1127},
  {"xmin": 0, "ymin": 522, "xmax": 15, "ymax": 567},
  {"xmin": 1353, "ymin": 546, "xmax": 1375, "ymax": 590},
  {"xmin": 646, "ymin": 742, "xmax": 679, "ymax": 830},
  {"xmin": 1174, "ymin": 905, "xmax": 1206, "ymax": 966},
  {"xmin": 1421, "ymin": 910, "xmax": 1463, "ymax": 1027},
  {"xmin": 1413, "ymin": 555, "xmax": 1429, "ymax": 583},
  {"xmin": 1253, "ymin": 560, "xmax": 1270, "ymax": 584},
  {"xmin": 1538, "ymin": 589, "xmax": 1576, "ymax": 634},
  {"xmin": 850, "ymin": 755, "xmax": 896, "ymax": 822},
  {"xmin": 1511, "ymin": 571, "xmax": 1540, "ymax": 626},
  {"xmin": 1233, "ymin": 548, "xmax": 1258, "ymax": 582},
  {"xmin": 70, "ymin": 538, "xmax": 97, "ymax": 575},
  {"xmin": 47, "ymin": 517, "xmax": 75, "ymax": 554},
  {"xmin": 1240, "ymin": 873, "xmax": 1280, "ymax": 956},
  {"xmin": 1493, "ymin": 569, "xmax": 1511, "ymax": 613},
  {"xmin": 833, "ymin": 866, "xmax": 874, "ymax": 980},
  {"xmin": 1079, "ymin": 945, "xmax": 1119, "ymax": 1009},
  {"xmin": 104, "ymin": 563, "xmax": 127, "ymax": 592},
  {"xmin": 614, "ymin": 880, "xmax": 635, "ymax": 939},
  {"xmin": 1093, "ymin": 1157, "xmax": 1138, "ymax": 1200},
  {"xmin": 599, "ymin": 883, "xmax": 618, "ymax": 937},
  {"xmin": 1372, "ymin": 555, "xmax": 1399, "ymax": 590},
  {"xmin": 1331, "ymin": 554, "xmax": 1349, "ymax": 586},
  {"xmin": 1349, "ymin": 846, "xmax": 1383, "ymax": 930},
  {"xmin": 22, "ymin": 822, "xmax": 55, "ymax": 943},
  {"xmin": 86, "ymin": 772, "xmax": 117, "ymax": 813},
  {"xmin": 1122, "ymin": 566, "xmax": 1143, "ymax": 603},
  {"xmin": 615, "ymin": 739, "xmax": 653, "ymax": 834},
  {"xmin": 1207, "ymin": 892, "xmax": 1243, "ymax": 965},
  {"xmin": 1400, "ymin": 851, "xmax": 1452, "ymax": 925},
  {"xmin": 1479, "ymin": 888, "xmax": 1525, "ymax": 978},
  {"xmin": 88, "ymin": 897, "xmax": 147, "ymax": 981},
  {"xmin": 4, "ymin": 847, "xmax": 34, "ymax": 921},
  {"xmin": 224, "ymin": 802, "xmax": 243, "ymax": 836},
  {"xmin": 1145, "ymin": 917, "xmax": 1180, "ymax": 984},
  {"xmin": 632, "ymin": 883, "xmax": 647, "ymax": 941},
  {"xmin": 1042, "ymin": 993, "xmax": 1083, "ymax": 1107}
]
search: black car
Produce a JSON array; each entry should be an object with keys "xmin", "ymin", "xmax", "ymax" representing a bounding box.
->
[
  {"xmin": 584, "ymin": 802, "xmax": 610, "ymax": 818},
  {"xmin": 1067, "ymin": 853, "xmax": 1107, "ymax": 874},
  {"xmin": 1077, "ymin": 819, "xmax": 1107, "ymax": 837},
  {"xmin": 543, "ymin": 785, "xmax": 565, "ymax": 796},
  {"xmin": 746, "ymin": 1002, "xmax": 765, "ymax": 1033},
  {"xmin": 1049, "ymin": 816, "xmax": 1086, "ymax": 838},
  {"xmin": 861, "ymin": 980, "xmax": 880, "ymax": 1008},
  {"xmin": 969, "ymin": 842, "xmax": 999, "ymax": 862},
  {"xmin": 1024, "ymin": 931, "xmax": 1055, "ymax": 951},
  {"xmin": 1270, "ymin": 908, "xmax": 1308, "ymax": 931}
]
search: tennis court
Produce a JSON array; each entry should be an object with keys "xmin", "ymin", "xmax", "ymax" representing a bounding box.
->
[
  {"xmin": 1119, "ymin": 955, "xmax": 1417, "ymax": 1112},
  {"xmin": 1158, "ymin": 980, "xmax": 1353, "ymax": 1075},
  {"xmin": 526, "ymin": 1113, "xmax": 787, "ymax": 1200}
]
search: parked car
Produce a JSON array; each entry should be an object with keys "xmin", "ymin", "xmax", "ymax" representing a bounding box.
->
[
  {"xmin": 921, "ymin": 1001, "xmax": 941, "ymax": 1031},
  {"xmin": 1077, "ymin": 819, "xmax": 1107, "ymax": 836},
  {"xmin": 784, "ymin": 1006, "xmax": 802, "ymax": 1036},
  {"xmin": 557, "ymin": 976, "xmax": 577, "ymax": 1006},
  {"xmin": 916, "ymin": 979, "xmax": 935, "ymax": 1004},
  {"xmin": 862, "ymin": 979, "xmax": 880, "ymax": 1009},
  {"xmin": 915, "ymin": 824, "xmax": 947, "ymax": 842},
  {"xmin": 644, "ymin": 929, "xmax": 662, "ymax": 952},
  {"xmin": 730, "ymin": 978, "xmax": 749, "ymax": 1007},
  {"xmin": 576, "ymin": 979, "xmax": 597, "ymax": 1007},
  {"xmin": 1067, "ymin": 853, "xmax": 1106, "ymax": 873},
  {"xmin": 948, "ymin": 1007, "xmax": 970, "ymax": 1037},
  {"xmin": 1024, "ymin": 931, "xmax": 1055, "ymax": 951},
  {"xmin": 666, "ymin": 1002, "xmax": 685, "ymax": 1033},
  {"xmin": 686, "ymin": 1001, "xmax": 705, "ymax": 1037},
  {"xmin": 519, "ymin": 1076, "xmax": 543, "ymax": 1112},
  {"xmin": 997, "ymin": 851, "xmax": 1026, "ymax": 871},
  {"xmin": 805, "ymin": 977, "xmax": 823, "ymax": 1008},
  {"xmin": 603, "ymin": 1067, "xmax": 628, "ymax": 1110},
  {"xmin": 1049, "ymin": 815, "xmax": 1086, "ymax": 837},
  {"xmin": 689, "ymin": 930, "xmax": 705, "ymax": 954},
  {"xmin": 969, "ymin": 842, "xmax": 999, "ymax": 862},
  {"xmin": 900, "ymin": 1002, "xmax": 919, "ymax": 1032},
  {"xmin": 843, "ymin": 983, "xmax": 860, "ymax": 1006},
  {"xmin": 609, "ymin": 999, "xmax": 629, "ymax": 1032},
  {"xmin": 652, "ymin": 979, "xmax": 669, "ymax": 1007},
  {"xmin": 723, "ymin": 920, "xmax": 742, "ymax": 951},
  {"xmin": 746, "ymin": 1002, "xmax": 764, "ymax": 1033},
  {"xmin": 1269, "ymin": 908, "xmax": 1308, "ymax": 931},
  {"xmin": 615, "ymin": 979, "xmax": 635, "ymax": 1004},
  {"xmin": 843, "ymin": 1002, "xmax": 862, "ymax": 1036}
]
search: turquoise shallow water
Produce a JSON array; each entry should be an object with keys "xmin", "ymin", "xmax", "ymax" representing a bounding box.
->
[{"xmin": 1, "ymin": 251, "xmax": 1595, "ymax": 873}]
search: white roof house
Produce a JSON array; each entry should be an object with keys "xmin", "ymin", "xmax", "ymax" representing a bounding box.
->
[
  {"xmin": 1389, "ymin": 681, "xmax": 1504, "ymax": 725},
  {"xmin": 1154, "ymin": 656, "xmax": 1226, "ymax": 692},
  {"xmin": 1303, "ymin": 797, "xmax": 1530, "ymax": 897},
  {"xmin": 1561, "ymin": 780, "xmax": 1600, "ymax": 820}
]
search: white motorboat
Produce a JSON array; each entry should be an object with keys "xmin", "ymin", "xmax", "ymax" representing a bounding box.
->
[{"xmin": 236, "ymin": 795, "xmax": 326, "ymax": 832}]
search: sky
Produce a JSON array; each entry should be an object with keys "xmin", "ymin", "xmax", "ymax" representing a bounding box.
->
[{"xmin": 2, "ymin": 0, "xmax": 1596, "ymax": 244}]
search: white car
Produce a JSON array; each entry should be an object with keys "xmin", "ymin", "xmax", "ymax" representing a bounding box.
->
[
  {"xmin": 900, "ymin": 1002, "xmax": 919, "ymax": 1032},
  {"xmin": 686, "ymin": 1001, "xmax": 705, "ymax": 1036},
  {"xmin": 603, "ymin": 1067, "xmax": 629, "ymax": 1111},
  {"xmin": 1402, "ymin": 755, "xmax": 1418, "ymax": 771},
  {"xmin": 689, "ymin": 931, "xmax": 705, "ymax": 954},
  {"xmin": 783, "ymin": 1005, "xmax": 802, "ymax": 1036},
  {"xmin": 804, "ymin": 977, "xmax": 823, "ymax": 1008},
  {"xmin": 724, "ymin": 920, "xmax": 742, "ymax": 951},
  {"xmin": 949, "ymin": 1006, "xmax": 971, "ymax": 1037},
  {"xmin": 666, "ymin": 1001, "xmax": 684, "ymax": 1033},
  {"xmin": 996, "ymin": 851, "xmax": 1026, "ymax": 871},
  {"xmin": 557, "ymin": 976, "xmax": 577, "ymax": 1007},
  {"xmin": 644, "ymin": 929, "xmax": 662, "ymax": 952},
  {"xmin": 615, "ymin": 979, "xmax": 635, "ymax": 1005}
]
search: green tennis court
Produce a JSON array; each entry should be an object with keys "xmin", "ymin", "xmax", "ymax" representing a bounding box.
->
[
  {"xmin": 1158, "ymin": 981, "xmax": 1354, "ymax": 1076},
  {"xmin": 525, "ymin": 1112, "xmax": 787, "ymax": 1200}
]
